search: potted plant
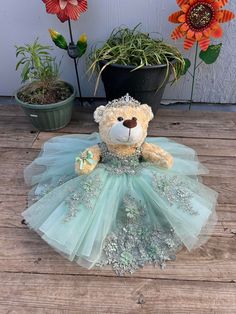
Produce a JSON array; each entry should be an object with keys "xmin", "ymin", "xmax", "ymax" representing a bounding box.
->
[
  {"xmin": 89, "ymin": 25, "xmax": 186, "ymax": 113},
  {"xmin": 15, "ymin": 39, "xmax": 76, "ymax": 131}
]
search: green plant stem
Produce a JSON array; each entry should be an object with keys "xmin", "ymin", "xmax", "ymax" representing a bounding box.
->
[
  {"xmin": 195, "ymin": 60, "xmax": 203, "ymax": 70},
  {"xmin": 189, "ymin": 42, "xmax": 198, "ymax": 111},
  {"xmin": 68, "ymin": 19, "xmax": 74, "ymax": 44},
  {"xmin": 68, "ymin": 19, "xmax": 83, "ymax": 106}
]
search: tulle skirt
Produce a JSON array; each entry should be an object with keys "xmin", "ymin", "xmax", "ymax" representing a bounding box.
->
[{"xmin": 22, "ymin": 133, "xmax": 218, "ymax": 274}]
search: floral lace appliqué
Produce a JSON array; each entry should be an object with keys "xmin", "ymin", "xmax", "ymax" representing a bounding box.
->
[
  {"xmin": 64, "ymin": 174, "xmax": 102, "ymax": 222},
  {"xmin": 97, "ymin": 194, "xmax": 182, "ymax": 275},
  {"xmin": 153, "ymin": 174, "xmax": 198, "ymax": 215}
]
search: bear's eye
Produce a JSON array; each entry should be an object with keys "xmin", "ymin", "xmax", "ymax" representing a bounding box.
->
[{"xmin": 117, "ymin": 117, "xmax": 123, "ymax": 122}]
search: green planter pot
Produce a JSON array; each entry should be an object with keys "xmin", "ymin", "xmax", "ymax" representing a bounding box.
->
[{"xmin": 15, "ymin": 82, "xmax": 76, "ymax": 131}]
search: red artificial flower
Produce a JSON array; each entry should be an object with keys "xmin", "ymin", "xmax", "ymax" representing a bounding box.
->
[
  {"xmin": 43, "ymin": 0, "xmax": 87, "ymax": 22},
  {"xmin": 169, "ymin": 0, "xmax": 235, "ymax": 51}
]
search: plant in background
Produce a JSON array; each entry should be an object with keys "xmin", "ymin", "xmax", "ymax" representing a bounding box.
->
[
  {"xmin": 15, "ymin": 39, "xmax": 72, "ymax": 105},
  {"xmin": 42, "ymin": 0, "xmax": 88, "ymax": 105},
  {"xmin": 169, "ymin": 0, "xmax": 235, "ymax": 108},
  {"xmin": 89, "ymin": 26, "xmax": 186, "ymax": 93},
  {"xmin": 16, "ymin": 39, "xmax": 59, "ymax": 85}
]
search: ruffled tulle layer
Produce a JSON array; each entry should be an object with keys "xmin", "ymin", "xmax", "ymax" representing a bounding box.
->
[{"xmin": 22, "ymin": 133, "xmax": 218, "ymax": 274}]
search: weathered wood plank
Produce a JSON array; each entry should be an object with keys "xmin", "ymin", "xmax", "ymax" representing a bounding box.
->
[
  {"xmin": 0, "ymin": 195, "xmax": 27, "ymax": 228},
  {"xmin": 2, "ymin": 107, "xmax": 235, "ymax": 151},
  {"xmin": 2, "ymin": 189, "xmax": 235, "ymax": 229},
  {"xmin": 0, "ymin": 147, "xmax": 39, "ymax": 163},
  {"xmin": 199, "ymin": 156, "xmax": 236, "ymax": 177},
  {"xmin": 0, "ymin": 104, "xmax": 88, "ymax": 117},
  {"xmin": 0, "ymin": 224, "xmax": 235, "ymax": 281},
  {"xmin": 64, "ymin": 109, "xmax": 236, "ymax": 139},
  {"xmin": 2, "ymin": 104, "xmax": 236, "ymax": 132},
  {"xmin": 1, "ymin": 106, "xmax": 236, "ymax": 312},
  {"xmin": 0, "ymin": 115, "xmax": 37, "ymax": 130},
  {"xmin": 2, "ymin": 153, "xmax": 236, "ymax": 205},
  {"xmin": 173, "ymin": 138, "xmax": 236, "ymax": 157},
  {"xmin": 0, "ymin": 307, "xmax": 67, "ymax": 314},
  {"xmin": 0, "ymin": 133, "xmax": 38, "ymax": 149},
  {"xmin": 203, "ymin": 176, "xmax": 236, "ymax": 204},
  {"xmin": 1, "ymin": 147, "xmax": 236, "ymax": 173},
  {"xmin": 32, "ymin": 134, "xmax": 236, "ymax": 158},
  {"xmin": 1, "ymin": 174, "xmax": 236, "ymax": 203},
  {"xmin": 0, "ymin": 114, "xmax": 38, "ymax": 149},
  {"xmin": 0, "ymin": 272, "xmax": 235, "ymax": 313},
  {"xmin": 28, "ymin": 109, "xmax": 236, "ymax": 140},
  {"xmin": 0, "ymin": 104, "xmax": 24, "ymax": 116},
  {"xmin": 2, "ymin": 198, "xmax": 236, "ymax": 236}
]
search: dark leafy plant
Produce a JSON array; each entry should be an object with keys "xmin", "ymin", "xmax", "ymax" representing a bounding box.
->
[{"xmin": 89, "ymin": 25, "xmax": 186, "ymax": 93}]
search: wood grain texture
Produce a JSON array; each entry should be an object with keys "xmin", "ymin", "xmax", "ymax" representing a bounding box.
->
[
  {"xmin": 2, "ymin": 191, "xmax": 235, "ymax": 230},
  {"xmin": 1, "ymin": 106, "xmax": 236, "ymax": 313},
  {"xmin": 0, "ymin": 114, "xmax": 38, "ymax": 149},
  {"xmin": 31, "ymin": 108, "xmax": 236, "ymax": 140},
  {"xmin": 0, "ymin": 227, "xmax": 235, "ymax": 282},
  {"xmin": 1, "ymin": 153, "xmax": 235, "ymax": 204},
  {"xmin": 33, "ymin": 134, "xmax": 236, "ymax": 157},
  {"xmin": 0, "ymin": 272, "xmax": 235, "ymax": 313}
]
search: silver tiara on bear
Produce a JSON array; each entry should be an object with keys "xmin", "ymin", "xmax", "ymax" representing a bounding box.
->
[{"xmin": 106, "ymin": 94, "xmax": 141, "ymax": 108}]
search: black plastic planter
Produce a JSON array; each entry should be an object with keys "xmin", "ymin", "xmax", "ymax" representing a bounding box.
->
[
  {"xmin": 100, "ymin": 61, "xmax": 170, "ymax": 114},
  {"xmin": 15, "ymin": 82, "xmax": 76, "ymax": 131}
]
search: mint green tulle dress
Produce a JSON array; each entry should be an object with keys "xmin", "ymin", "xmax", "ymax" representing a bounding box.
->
[{"xmin": 22, "ymin": 133, "xmax": 218, "ymax": 275}]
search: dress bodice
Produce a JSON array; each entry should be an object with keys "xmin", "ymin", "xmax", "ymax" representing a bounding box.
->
[{"xmin": 98, "ymin": 142, "xmax": 143, "ymax": 175}]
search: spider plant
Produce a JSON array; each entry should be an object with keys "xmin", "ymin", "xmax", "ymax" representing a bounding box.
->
[{"xmin": 89, "ymin": 25, "xmax": 186, "ymax": 93}]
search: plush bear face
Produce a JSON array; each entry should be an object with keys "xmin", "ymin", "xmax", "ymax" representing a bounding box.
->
[{"xmin": 94, "ymin": 104, "xmax": 154, "ymax": 146}]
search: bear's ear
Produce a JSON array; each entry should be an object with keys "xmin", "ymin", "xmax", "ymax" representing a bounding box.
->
[
  {"xmin": 94, "ymin": 105, "xmax": 106, "ymax": 123},
  {"xmin": 140, "ymin": 104, "xmax": 154, "ymax": 121}
]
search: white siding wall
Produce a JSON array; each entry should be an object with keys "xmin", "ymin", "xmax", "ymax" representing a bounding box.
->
[{"xmin": 0, "ymin": 0, "xmax": 235, "ymax": 103}]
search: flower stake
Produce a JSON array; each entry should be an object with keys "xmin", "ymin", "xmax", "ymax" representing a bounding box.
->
[
  {"xmin": 169, "ymin": 0, "xmax": 235, "ymax": 109},
  {"xmin": 43, "ymin": 0, "xmax": 88, "ymax": 105}
]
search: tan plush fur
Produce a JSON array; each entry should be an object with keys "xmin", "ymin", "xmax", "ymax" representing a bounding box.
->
[
  {"xmin": 97, "ymin": 105, "xmax": 153, "ymax": 147},
  {"xmin": 75, "ymin": 102, "xmax": 173, "ymax": 174},
  {"xmin": 142, "ymin": 142, "xmax": 173, "ymax": 168}
]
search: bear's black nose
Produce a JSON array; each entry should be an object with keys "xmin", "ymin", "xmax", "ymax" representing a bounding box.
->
[{"xmin": 123, "ymin": 117, "xmax": 137, "ymax": 129}]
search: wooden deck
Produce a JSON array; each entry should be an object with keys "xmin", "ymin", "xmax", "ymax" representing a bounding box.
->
[{"xmin": 0, "ymin": 104, "xmax": 236, "ymax": 313}]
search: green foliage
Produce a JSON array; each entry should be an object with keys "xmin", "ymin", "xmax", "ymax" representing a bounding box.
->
[
  {"xmin": 52, "ymin": 33, "xmax": 68, "ymax": 50},
  {"xmin": 15, "ymin": 38, "xmax": 60, "ymax": 86},
  {"xmin": 89, "ymin": 25, "xmax": 185, "ymax": 92},
  {"xmin": 181, "ymin": 58, "xmax": 191, "ymax": 75},
  {"xmin": 199, "ymin": 44, "xmax": 222, "ymax": 64},
  {"xmin": 77, "ymin": 39, "xmax": 87, "ymax": 58}
]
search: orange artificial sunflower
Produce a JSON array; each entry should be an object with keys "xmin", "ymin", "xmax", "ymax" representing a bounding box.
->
[{"xmin": 169, "ymin": 0, "xmax": 235, "ymax": 51}]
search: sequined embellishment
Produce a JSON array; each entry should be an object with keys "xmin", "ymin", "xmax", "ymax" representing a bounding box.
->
[
  {"xmin": 64, "ymin": 174, "xmax": 102, "ymax": 222},
  {"xmin": 97, "ymin": 195, "xmax": 182, "ymax": 275},
  {"xmin": 106, "ymin": 93, "xmax": 141, "ymax": 108},
  {"xmin": 152, "ymin": 174, "xmax": 198, "ymax": 215},
  {"xmin": 99, "ymin": 142, "xmax": 144, "ymax": 175}
]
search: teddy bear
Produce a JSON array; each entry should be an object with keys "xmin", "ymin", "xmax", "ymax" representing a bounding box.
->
[
  {"xmin": 75, "ymin": 94, "xmax": 173, "ymax": 175},
  {"xmin": 23, "ymin": 93, "xmax": 218, "ymax": 275}
]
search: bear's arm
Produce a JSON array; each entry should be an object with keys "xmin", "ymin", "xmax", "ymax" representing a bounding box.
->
[
  {"xmin": 75, "ymin": 145, "xmax": 101, "ymax": 175},
  {"xmin": 141, "ymin": 142, "xmax": 173, "ymax": 169}
]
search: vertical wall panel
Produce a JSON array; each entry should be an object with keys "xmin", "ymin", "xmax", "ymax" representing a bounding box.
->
[{"xmin": 0, "ymin": 0, "xmax": 235, "ymax": 103}]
